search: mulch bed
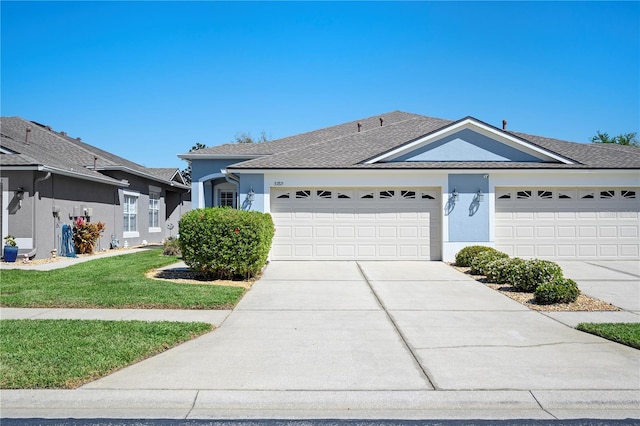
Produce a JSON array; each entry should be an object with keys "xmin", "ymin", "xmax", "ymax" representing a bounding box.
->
[{"xmin": 452, "ymin": 266, "xmax": 621, "ymax": 312}]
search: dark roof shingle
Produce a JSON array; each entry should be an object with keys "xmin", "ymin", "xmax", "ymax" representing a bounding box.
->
[{"xmin": 0, "ymin": 117, "xmax": 190, "ymax": 188}]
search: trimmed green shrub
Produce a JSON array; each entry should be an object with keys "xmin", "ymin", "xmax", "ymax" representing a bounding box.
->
[
  {"xmin": 485, "ymin": 257, "xmax": 525, "ymax": 284},
  {"xmin": 510, "ymin": 259, "xmax": 564, "ymax": 292},
  {"xmin": 179, "ymin": 208, "xmax": 275, "ymax": 279},
  {"xmin": 534, "ymin": 278, "xmax": 580, "ymax": 304},
  {"xmin": 455, "ymin": 245, "xmax": 496, "ymax": 267},
  {"xmin": 469, "ymin": 250, "xmax": 509, "ymax": 275}
]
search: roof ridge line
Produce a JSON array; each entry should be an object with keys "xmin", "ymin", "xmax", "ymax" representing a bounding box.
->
[{"xmin": 232, "ymin": 114, "xmax": 432, "ymax": 168}]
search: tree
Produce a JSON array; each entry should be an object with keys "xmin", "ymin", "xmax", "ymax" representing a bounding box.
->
[
  {"xmin": 233, "ymin": 131, "xmax": 269, "ymax": 144},
  {"xmin": 590, "ymin": 131, "xmax": 638, "ymax": 147},
  {"xmin": 181, "ymin": 142, "xmax": 207, "ymax": 185}
]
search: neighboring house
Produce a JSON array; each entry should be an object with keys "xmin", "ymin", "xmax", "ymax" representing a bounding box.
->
[
  {"xmin": 1, "ymin": 117, "xmax": 190, "ymax": 259},
  {"xmin": 181, "ymin": 111, "xmax": 639, "ymax": 262}
]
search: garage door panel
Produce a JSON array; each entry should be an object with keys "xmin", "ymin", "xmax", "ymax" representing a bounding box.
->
[
  {"xmin": 536, "ymin": 227, "xmax": 555, "ymax": 238},
  {"xmin": 578, "ymin": 245, "xmax": 597, "ymax": 257},
  {"xmin": 620, "ymin": 226, "xmax": 638, "ymax": 238},
  {"xmin": 537, "ymin": 245, "xmax": 556, "ymax": 257},
  {"xmin": 557, "ymin": 245, "xmax": 577, "ymax": 257},
  {"xmin": 578, "ymin": 212, "xmax": 597, "ymax": 219},
  {"xmin": 399, "ymin": 245, "xmax": 419, "ymax": 257},
  {"xmin": 620, "ymin": 211, "xmax": 639, "ymax": 219},
  {"xmin": 536, "ymin": 212, "xmax": 555, "ymax": 220},
  {"xmin": 315, "ymin": 226, "xmax": 334, "ymax": 238},
  {"xmin": 294, "ymin": 245, "xmax": 313, "ymax": 257},
  {"xmin": 496, "ymin": 187, "xmax": 640, "ymax": 260},
  {"xmin": 599, "ymin": 226, "xmax": 617, "ymax": 238},
  {"xmin": 599, "ymin": 245, "xmax": 618, "ymax": 257},
  {"xmin": 495, "ymin": 227, "xmax": 513, "ymax": 238},
  {"xmin": 621, "ymin": 245, "xmax": 639, "ymax": 257},
  {"xmin": 557, "ymin": 227, "xmax": 576, "ymax": 238},
  {"xmin": 294, "ymin": 226, "xmax": 313, "ymax": 237},
  {"xmin": 515, "ymin": 245, "xmax": 535, "ymax": 257},
  {"xmin": 378, "ymin": 227, "xmax": 397, "ymax": 238},
  {"xmin": 378, "ymin": 245, "xmax": 398, "ymax": 257},
  {"xmin": 271, "ymin": 187, "xmax": 441, "ymax": 260},
  {"xmin": 516, "ymin": 226, "xmax": 534, "ymax": 238},
  {"xmin": 315, "ymin": 245, "xmax": 334, "ymax": 257},
  {"xmin": 357, "ymin": 226, "xmax": 376, "ymax": 238},
  {"xmin": 336, "ymin": 227, "xmax": 355, "ymax": 238},
  {"xmin": 578, "ymin": 226, "xmax": 596, "ymax": 238},
  {"xmin": 336, "ymin": 245, "xmax": 355, "ymax": 257}
]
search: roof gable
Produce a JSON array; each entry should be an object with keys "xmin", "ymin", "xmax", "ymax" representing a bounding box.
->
[{"xmin": 365, "ymin": 117, "xmax": 573, "ymax": 165}]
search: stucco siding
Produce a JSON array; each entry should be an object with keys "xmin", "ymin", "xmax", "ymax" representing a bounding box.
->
[{"xmin": 392, "ymin": 129, "xmax": 544, "ymax": 162}]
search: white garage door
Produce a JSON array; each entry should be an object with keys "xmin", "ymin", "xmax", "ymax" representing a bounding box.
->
[
  {"xmin": 496, "ymin": 187, "xmax": 640, "ymax": 259},
  {"xmin": 270, "ymin": 187, "xmax": 441, "ymax": 260}
]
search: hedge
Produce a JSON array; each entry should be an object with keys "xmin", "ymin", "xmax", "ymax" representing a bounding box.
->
[
  {"xmin": 534, "ymin": 278, "xmax": 580, "ymax": 304},
  {"xmin": 485, "ymin": 257, "xmax": 525, "ymax": 284},
  {"xmin": 455, "ymin": 246, "xmax": 496, "ymax": 267},
  {"xmin": 469, "ymin": 250, "xmax": 509, "ymax": 275},
  {"xmin": 510, "ymin": 259, "xmax": 564, "ymax": 292},
  {"xmin": 179, "ymin": 208, "xmax": 275, "ymax": 279}
]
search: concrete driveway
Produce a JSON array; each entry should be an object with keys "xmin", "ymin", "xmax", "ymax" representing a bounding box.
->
[{"xmin": 84, "ymin": 261, "xmax": 639, "ymax": 392}]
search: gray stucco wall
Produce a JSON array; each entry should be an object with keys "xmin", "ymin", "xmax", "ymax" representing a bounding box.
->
[
  {"xmin": 191, "ymin": 159, "xmax": 245, "ymax": 182},
  {"xmin": 393, "ymin": 129, "xmax": 543, "ymax": 162},
  {"xmin": 2, "ymin": 169, "xmax": 189, "ymax": 259},
  {"xmin": 2, "ymin": 171, "xmax": 37, "ymax": 249},
  {"xmin": 447, "ymin": 174, "xmax": 490, "ymax": 242}
]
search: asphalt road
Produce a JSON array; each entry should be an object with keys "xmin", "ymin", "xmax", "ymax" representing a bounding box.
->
[{"xmin": 2, "ymin": 419, "xmax": 640, "ymax": 426}]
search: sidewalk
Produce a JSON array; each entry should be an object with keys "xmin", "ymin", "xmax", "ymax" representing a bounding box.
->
[
  {"xmin": 0, "ymin": 247, "xmax": 152, "ymax": 271},
  {"xmin": 0, "ymin": 307, "xmax": 231, "ymax": 326}
]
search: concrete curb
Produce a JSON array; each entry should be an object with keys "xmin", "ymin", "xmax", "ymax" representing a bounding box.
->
[{"xmin": 1, "ymin": 389, "xmax": 638, "ymax": 420}]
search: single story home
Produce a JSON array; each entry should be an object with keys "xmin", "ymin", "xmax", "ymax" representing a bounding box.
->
[
  {"xmin": 1, "ymin": 117, "xmax": 190, "ymax": 259},
  {"xmin": 180, "ymin": 111, "xmax": 639, "ymax": 262}
]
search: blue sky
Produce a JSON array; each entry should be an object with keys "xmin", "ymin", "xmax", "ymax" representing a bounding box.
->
[{"xmin": 2, "ymin": 1, "xmax": 638, "ymax": 170}]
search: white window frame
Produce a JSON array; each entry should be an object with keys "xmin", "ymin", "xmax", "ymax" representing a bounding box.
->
[
  {"xmin": 219, "ymin": 190, "xmax": 236, "ymax": 208},
  {"xmin": 123, "ymin": 190, "xmax": 139, "ymax": 238},
  {"xmin": 148, "ymin": 187, "xmax": 161, "ymax": 233}
]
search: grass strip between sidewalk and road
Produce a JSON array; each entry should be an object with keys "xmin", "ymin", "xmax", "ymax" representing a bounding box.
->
[
  {"xmin": 577, "ymin": 322, "xmax": 640, "ymax": 349},
  {"xmin": 0, "ymin": 249, "xmax": 245, "ymax": 309},
  {"xmin": 0, "ymin": 319, "xmax": 213, "ymax": 388}
]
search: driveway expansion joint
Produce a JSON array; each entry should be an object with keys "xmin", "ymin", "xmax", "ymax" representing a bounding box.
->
[
  {"xmin": 356, "ymin": 261, "xmax": 438, "ymax": 390},
  {"xmin": 415, "ymin": 341, "xmax": 613, "ymax": 350},
  {"xmin": 586, "ymin": 261, "xmax": 640, "ymax": 279},
  {"xmin": 185, "ymin": 390, "xmax": 200, "ymax": 419},
  {"xmin": 529, "ymin": 390, "xmax": 559, "ymax": 420}
]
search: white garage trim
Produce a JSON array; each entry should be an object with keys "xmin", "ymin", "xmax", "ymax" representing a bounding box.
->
[
  {"xmin": 496, "ymin": 187, "xmax": 640, "ymax": 259},
  {"xmin": 270, "ymin": 187, "xmax": 441, "ymax": 260}
]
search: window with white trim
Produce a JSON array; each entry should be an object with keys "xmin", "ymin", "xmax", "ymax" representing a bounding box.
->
[
  {"xmin": 149, "ymin": 191, "xmax": 160, "ymax": 231},
  {"xmin": 123, "ymin": 192, "xmax": 139, "ymax": 237}
]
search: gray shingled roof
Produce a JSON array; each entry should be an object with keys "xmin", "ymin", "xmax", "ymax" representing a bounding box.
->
[
  {"xmin": 148, "ymin": 167, "xmax": 187, "ymax": 184},
  {"xmin": 1, "ymin": 117, "xmax": 190, "ymax": 189},
  {"xmin": 184, "ymin": 111, "xmax": 639, "ymax": 170}
]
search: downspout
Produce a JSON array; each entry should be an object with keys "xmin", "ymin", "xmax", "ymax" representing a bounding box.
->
[
  {"xmin": 29, "ymin": 171, "xmax": 52, "ymax": 259},
  {"xmin": 223, "ymin": 169, "xmax": 240, "ymax": 209}
]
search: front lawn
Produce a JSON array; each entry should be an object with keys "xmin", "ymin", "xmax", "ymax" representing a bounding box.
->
[
  {"xmin": 0, "ymin": 319, "xmax": 212, "ymax": 388},
  {"xmin": 0, "ymin": 249, "xmax": 245, "ymax": 309},
  {"xmin": 577, "ymin": 322, "xmax": 640, "ymax": 350}
]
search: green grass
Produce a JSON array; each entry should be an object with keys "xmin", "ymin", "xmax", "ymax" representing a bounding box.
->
[
  {"xmin": 577, "ymin": 322, "xmax": 640, "ymax": 349},
  {"xmin": 0, "ymin": 249, "xmax": 245, "ymax": 309},
  {"xmin": 0, "ymin": 319, "xmax": 212, "ymax": 388}
]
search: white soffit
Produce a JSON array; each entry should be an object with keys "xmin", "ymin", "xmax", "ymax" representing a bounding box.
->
[{"xmin": 364, "ymin": 118, "xmax": 574, "ymax": 165}]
